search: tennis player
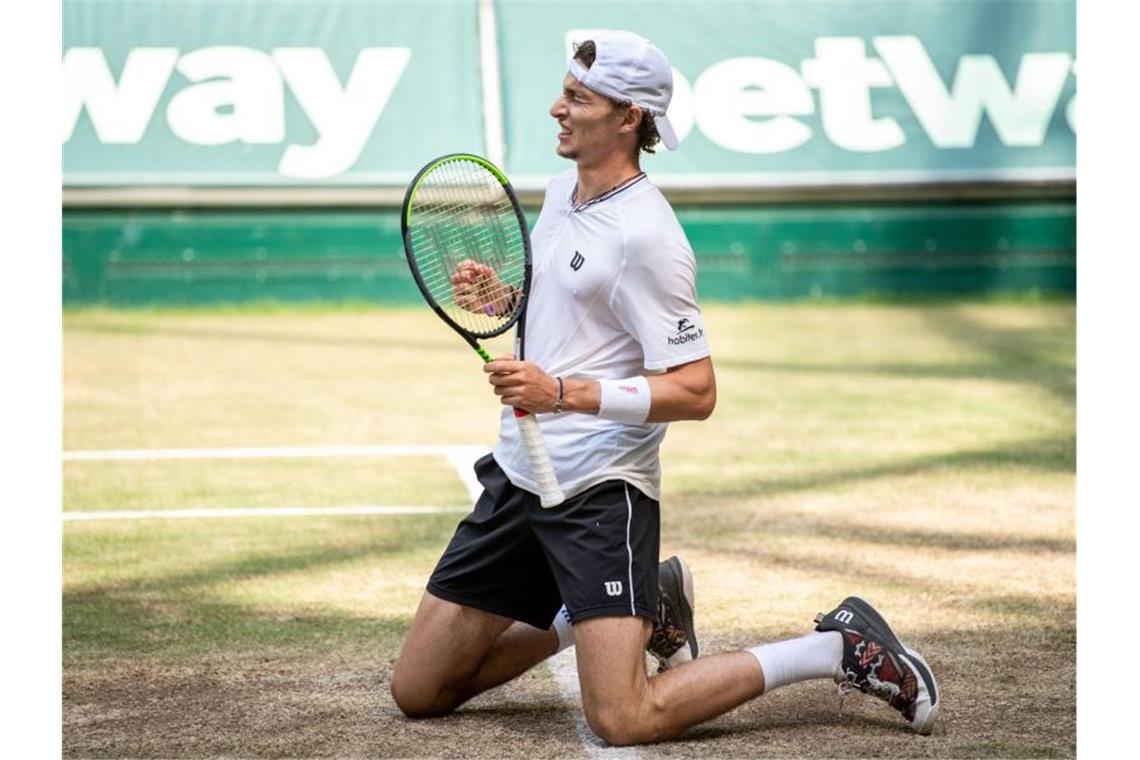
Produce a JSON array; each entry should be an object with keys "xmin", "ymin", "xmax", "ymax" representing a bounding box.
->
[{"xmin": 391, "ymin": 31, "xmax": 939, "ymax": 743}]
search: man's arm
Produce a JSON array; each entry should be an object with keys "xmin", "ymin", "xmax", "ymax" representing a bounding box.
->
[{"xmin": 484, "ymin": 356, "xmax": 716, "ymax": 422}]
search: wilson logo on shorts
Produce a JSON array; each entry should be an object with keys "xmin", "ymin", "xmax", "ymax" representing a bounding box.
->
[{"xmin": 604, "ymin": 580, "xmax": 624, "ymax": 597}]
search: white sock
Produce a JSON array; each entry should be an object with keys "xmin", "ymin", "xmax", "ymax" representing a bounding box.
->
[
  {"xmin": 552, "ymin": 605, "xmax": 575, "ymax": 652},
  {"xmin": 746, "ymin": 631, "xmax": 843, "ymax": 693}
]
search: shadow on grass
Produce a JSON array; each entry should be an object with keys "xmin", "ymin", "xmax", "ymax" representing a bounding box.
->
[
  {"xmin": 716, "ymin": 304, "xmax": 1074, "ymax": 408},
  {"xmin": 698, "ymin": 435, "xmax": 1073, "ymax": 502},
  {"xmin": 65, "ymin": 321, "xmax": 458, "ymax": 355},
  {"xmin": 924, "ymin": 305, "xmax": 1075, "ymax": 408},
  {"xmin": 64, "ymin": 591, "xmax": 412, "ymax": 660},
  {"xmin": 677, "ymin": 538, "xmax": 1073, "ymax": 627},
  {"xmin": 746, "ymin": 518, "xmax": 1073, "ymax": 555},
  {"xmin": 64, "ymin": 528, "xmax": 447, "ymax": 660}
]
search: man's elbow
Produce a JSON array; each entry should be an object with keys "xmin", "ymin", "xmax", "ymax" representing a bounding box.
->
[{"xmin": 693, "ymin": 385, "xmax": 716, "ymax": 420}]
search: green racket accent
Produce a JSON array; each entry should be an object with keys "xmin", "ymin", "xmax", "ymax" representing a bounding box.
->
[
  {"xmin": 403, "ymin": 153, "xmax": 510, "ymax": 227},
  {"xmin": 401, "ymin": 154, "xmax": 529, "ymax": 341},
  {"xmin": 401, "ymin": 152, "xmax": 563, "ymax": 508}
]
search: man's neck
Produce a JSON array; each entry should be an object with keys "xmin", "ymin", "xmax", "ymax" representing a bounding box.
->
[{"xmin": 575, "ymin": 154, "xmax": 642, "ymax": 202}]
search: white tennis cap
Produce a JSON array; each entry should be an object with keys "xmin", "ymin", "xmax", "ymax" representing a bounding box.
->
[{"xmin": 567, "ymin": 30, "xmax": 679, "ymax": 151}]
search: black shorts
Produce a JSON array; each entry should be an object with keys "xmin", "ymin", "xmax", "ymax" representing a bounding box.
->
[{"xmin": 427, "ymin": 454, "xmax": 660, "ymax": 630}]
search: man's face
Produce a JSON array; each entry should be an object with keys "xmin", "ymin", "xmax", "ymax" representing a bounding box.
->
[{"xmin": 549, "ymin": 73, "xmax": 627, "ymax": 163}]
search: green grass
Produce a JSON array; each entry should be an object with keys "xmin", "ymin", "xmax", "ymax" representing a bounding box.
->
[
  {"xmin": 63, "ymin": 301, "xmax": 1075, "ymax": 757},
  {"xmin": 64, "ymin": 457, "xmax": 470, "ymax": 512},
  {"xmin": 64, "ymin": 515, "xmax": 453, "ymax": 660}
]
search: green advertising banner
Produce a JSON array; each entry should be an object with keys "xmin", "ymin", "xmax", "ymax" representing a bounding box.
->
[
  {"xmin": 64, "ymin": 0, "xmax": 1075, "ymax": 189},
  {"xmin": 63, "ymin": 0, "xmax": 484, "ymax": 185},
  {"xmin": 499, "ymin": 0, "xmax": 1076, "ymax": 187}
]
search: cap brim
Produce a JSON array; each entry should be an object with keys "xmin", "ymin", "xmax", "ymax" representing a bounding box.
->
[{"xmin": 655, "ymin": 113, "xmax": 679, "ymax": 150}]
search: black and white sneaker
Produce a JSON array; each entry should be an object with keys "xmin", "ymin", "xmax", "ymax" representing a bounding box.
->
[
  {"xmin": 647, "ymin": 555, "xmax": 698, "ymax": 672},
  {"xmin": 814, "ymin": 596, "xmax": 940, "ymax": 735}
]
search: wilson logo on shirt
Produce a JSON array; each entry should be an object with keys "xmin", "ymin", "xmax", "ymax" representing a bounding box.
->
[
  {"xmin": 667, "ymin": 317, "xmax": 705, "ymax": 346},
  {"xmin": 570, "ymin": 251, "xmax": 585, "ymax": 271}
]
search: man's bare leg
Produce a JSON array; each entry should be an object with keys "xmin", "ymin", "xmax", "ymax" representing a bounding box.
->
[
  {"xmin": 390, "ymin": 592, "xmax": 558, "ymax": 717},
  {"xmin": 574, "ymin": 616, "xmax": 766, "ymax": 745}
]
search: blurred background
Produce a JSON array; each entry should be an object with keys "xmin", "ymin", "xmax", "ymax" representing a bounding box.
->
[{"xmin": 63, "ymin": 0, "xmax": 1075, "ymax": 306}]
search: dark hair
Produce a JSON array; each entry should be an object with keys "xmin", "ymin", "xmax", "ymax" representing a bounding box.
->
[{"xmin": 571, "ymin": 40, "xmax": 661, "ymax": 155}]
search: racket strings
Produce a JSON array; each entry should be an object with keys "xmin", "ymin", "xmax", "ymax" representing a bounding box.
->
[{"xmin": 407, "ymin": 159, "xmax": 527, "ymax": 337}]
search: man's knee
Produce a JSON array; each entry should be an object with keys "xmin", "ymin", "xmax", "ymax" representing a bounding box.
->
[
  {"xmin": 584, "ymin": 705, "xmax": 636, "ymax": 747},
  {"xmin": 582, "ymin": 692, "xmax": 664, "ymax": 746},
  {"xmin": 390, "ymin": 661, "xmax": 461, "ymax": 718}
]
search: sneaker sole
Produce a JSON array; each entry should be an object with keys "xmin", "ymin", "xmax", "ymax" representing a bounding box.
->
[
  {"xmin": 662, "ymin": 556, "xmax": 698, "ymax": 660},
  {"xmin": 842, "ymin": 596, "xmax": 939, "ymax": 735}
]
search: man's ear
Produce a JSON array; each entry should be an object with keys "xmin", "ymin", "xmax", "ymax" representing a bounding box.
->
[{"xmin": 620, "ymin": 105, "xmax": 644, "ymax": 134}]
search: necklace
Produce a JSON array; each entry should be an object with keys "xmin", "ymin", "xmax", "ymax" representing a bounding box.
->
[{"xmin": 570, "ymin": 172, "xmax": 647, "ymax": 212}]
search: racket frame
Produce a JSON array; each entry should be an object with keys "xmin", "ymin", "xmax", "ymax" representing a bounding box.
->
[
  {"xmin": 400, "ymin": 153, "xmax": 564, "ymax": 507},
  {"xmin": 401, "ymin": 153, "xmax": 532, "ymax": 359}
]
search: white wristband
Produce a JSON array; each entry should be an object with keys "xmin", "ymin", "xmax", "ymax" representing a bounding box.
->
[{"xmin": 597, "ymin": 376, "xmax": 651, "ymax": 423}]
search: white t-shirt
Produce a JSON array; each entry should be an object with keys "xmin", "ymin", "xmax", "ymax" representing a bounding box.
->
[{"xmin": 493, "ymin": 169, "xmax": 710, "ymax": 501}]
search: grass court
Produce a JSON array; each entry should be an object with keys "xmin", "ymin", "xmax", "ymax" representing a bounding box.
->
[{"xmin": 63, "ymin": 301, "xmax": 1074, "ymax": 757}]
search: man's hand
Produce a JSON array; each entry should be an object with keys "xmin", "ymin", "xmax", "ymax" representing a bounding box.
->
[
  {"xmin": 484, "ymin": 356, "xmax": 561, "ymax": 413},
  {"xmin": 482, "ymin": 355, "xmax": 716, "ymax": 420},
  {"xmin": 450, "ymin": 259, "xmax": 513, "ymax": 316}
]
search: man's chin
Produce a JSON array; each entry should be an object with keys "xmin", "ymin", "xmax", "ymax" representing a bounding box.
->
[{"xmin": 555, "ymin": 143, "xmax": 578, "ymax": 160}]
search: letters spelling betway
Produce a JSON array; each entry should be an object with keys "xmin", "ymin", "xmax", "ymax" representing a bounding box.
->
[{"xmin": 63, "ymin": 36, "xmax": 1076, "ymax": 179}]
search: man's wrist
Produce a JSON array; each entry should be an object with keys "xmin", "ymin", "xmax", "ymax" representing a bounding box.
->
[
  {"xmin": 596, "ymin": 376, "xmax": 652, "ymax": 423},
  {"xmin": 561, "ymin": 377, "xmax": 601, "ymax": 415},
  {"xmin": 553, "ymin": 377, "xmax": 565, "ymax": 413}
]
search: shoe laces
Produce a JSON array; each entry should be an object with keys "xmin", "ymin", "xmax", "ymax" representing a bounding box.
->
[{"xmin": 835, "ymin": 674, "xmax": 856, "ymax": 715}]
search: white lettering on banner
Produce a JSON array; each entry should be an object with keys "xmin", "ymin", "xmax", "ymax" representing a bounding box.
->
[
  {"xmin": 63, "ymin": 47, "xmax": 179, "ymax": 143},
  {"xmin": 1065, "ymin": 60, "xmax": 1076, "ymax": 132},
  {"xmin": 63, "ymin": 34, "xmax": 1077, "ymax": 174},
  {"xmin": 167, "ymin": 47, "xmax": 285, "ymax": 146},
  {"xmin": 63, "ymin": 46, "xmax": 411, "ymax": 179},
  {"xmin": 694, "ymin": 57, "xmax": 814, "ymax": 154},
  {"xmin": 874, "ymin": 36, "xmax": 1072, "ymax": 147},
  {"xmin": 273, "ymin": 47, "xmax": 411, "ymax": 179},
  {"xmin": 801, "ymin": 37, "xmax": 904, "ymax": 152}
]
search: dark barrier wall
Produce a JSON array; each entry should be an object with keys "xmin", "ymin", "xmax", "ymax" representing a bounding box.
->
[{"xmin": 63, "ymin": 203, "xmax": 1074, "ymax": 306}]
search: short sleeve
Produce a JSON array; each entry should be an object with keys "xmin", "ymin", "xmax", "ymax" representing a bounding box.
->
[{"xmin": 610, "ymin": 216, "xmax": 710, "ymax": 371}]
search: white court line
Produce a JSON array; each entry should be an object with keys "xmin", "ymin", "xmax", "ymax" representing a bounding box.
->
[
  {"xmin": 440, "ymin": 446, "xmax": 488, "ymax": 504},
  {"xmin": 548, "ymin": 649, "xmax": 639, "ymax": 758},
  {"xmin": 63, "ymin": 505, "xmax": 469, "ymax": 522},
  {"xmin": 62, "ymin": 444, "xmax": 490, "ymax": 520},
  {"xmin": 63, "ymin": 444, "xmax": 481, "ymax": 462},
  {"xmin": 61, "ymin": 444, "xmax": 623, "ymax": 754}
]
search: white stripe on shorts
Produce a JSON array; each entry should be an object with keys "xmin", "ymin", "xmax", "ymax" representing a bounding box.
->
[{"xmin": 623, "ymin": 483, "xmax": 635, "ymax": 615}]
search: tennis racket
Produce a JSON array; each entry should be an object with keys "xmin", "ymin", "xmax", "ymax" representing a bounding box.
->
[{"xmin": 401, "ymin": 153, "xmax": 565, "ymax": 507}]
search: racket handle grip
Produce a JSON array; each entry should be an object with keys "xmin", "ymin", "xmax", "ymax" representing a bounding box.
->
[{"xmin": 514, "ymin": 409, "xmax": 565, "ymax": 508}]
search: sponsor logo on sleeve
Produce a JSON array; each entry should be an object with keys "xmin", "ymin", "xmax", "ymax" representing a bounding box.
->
[{"xmin": 667, "ymin": 316, "xmax": 705, "ymax": 346}]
